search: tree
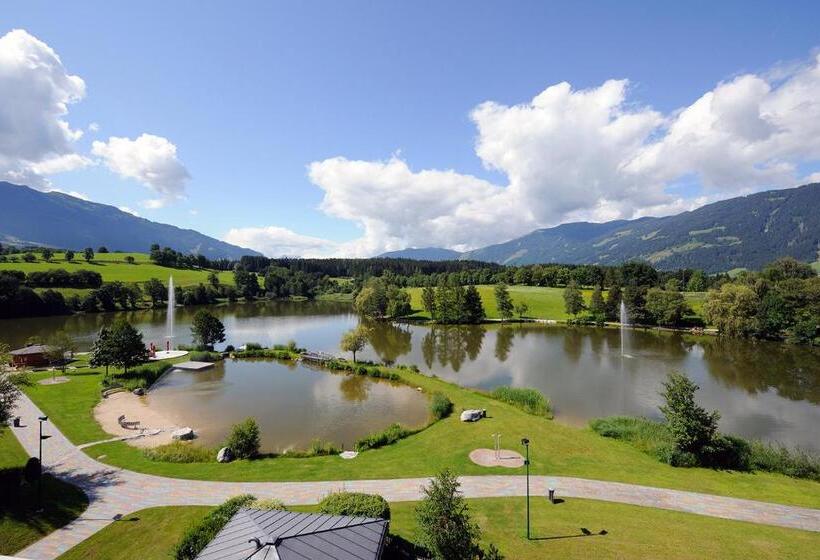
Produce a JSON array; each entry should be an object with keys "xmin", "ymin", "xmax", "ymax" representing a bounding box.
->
[
  {"xmin": 124, "ymin": 255, "xmax": 135, "ymax": 265},
  {"xmin": 463, "ymin": 285, "xmax": 486, "ymax": 323},
  {"xmin": 589, "ymin": 286, "xmax": 605, "ymax": 319},
  {"xmin": 354, "ymin": 278, "xmax": 388, "ymax": 318},
  {"xmin": 42, "ymin": 248, "xmax": 54, "ymax": 262},
  {"xmin": 233, "ymin": 268, "xmax": 259, "ymax": 301},
  {"xmin": 64, "ymin": 250, "xmax": 75, "ymax": 262},
  {"xmin": 144, "ymin": 278, "xmax": 167, "ymax": 306},
  {"xmin": 686, "ymin": 270, "xmax": 706, "ymax": 292},
  {"xmin": 494, "ymin": 283, "xmax": 514, "ymax": 321},
  {"xmin": 704, "ymin": 284, "xmax": 759, "ymax": 337},
  {"xmin": 422, "ymin": 285, "xmax": 437, "ymax": 318},
  {"xmin": 340, "ymin": 325, "xmax": 371, "ymax": 362},
  {"xmin": 604, "ymin": 284, "xmax": 622, "ymax": 321},
  {"xmin": 109, "ymin": 319, "xmax": 148, "ymax": 373},
  {"xmin": 83, "ymin": 247, "xmax": 94, "ymax": 262},
  {"xmin": 97, "ymin": 246, "xmax": 109, "ymax": 253},
  {"xmin": 659, "ymin": 373, "xmax": 719, "ymax": 459},
  {"xmin": 46, "ymin": 330, "xmax": 76, "ymax": 378},
  {"xmin": 563, "ymin": 280, "xmax": 585, "ymax": 317},
  {"xmin": 89, "ymin": 326, "xmax": 115, "ymax": 376},
  {"xmin": 416, "ymin": 469, "xmax": 481, "ymax": 560},
  {"xmin": 191, "ymin": 310, "xmax": 226, "ymax": 349},
  {"xmin": 224, "ymin": 417, "xmax": 260, "ymax": 458},
  {"xmin": 386, "ymin": 286, "xmax": 412, "ymax": 317},
  {"xmin": 207, "ymin": 271, "xmax": 220, "ymax": 288},
  {"xmin": 645, "ymin": 287, "xmax": 688, "ymax": 327},
  {"xmin": 0, "ymin": 343, "xmax": 26, "ymax": 426},
  {"xmin": 514, "ymin": 301, "xmax": 529, "ymax": 319},
  {"xmin": 22, "ymin": 252, "xmax": 36, "ymax": 263},
  {"xmin": 762, "ymin": 257, "xmax": 815, "ymax": 282}
]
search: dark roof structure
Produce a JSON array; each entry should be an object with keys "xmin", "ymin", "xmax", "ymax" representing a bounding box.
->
[
  {"xmin": 10, "ymin": 344, "xmax": 50, "ymax": 356},
  {"xmin": 195, "ymin": 508, "xmax": 389, "ymax": 560}
]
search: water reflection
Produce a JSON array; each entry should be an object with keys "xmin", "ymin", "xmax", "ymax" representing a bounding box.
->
[{"xmin": 2, "ymin": 302, "xmax": 818, "ymax": 450}]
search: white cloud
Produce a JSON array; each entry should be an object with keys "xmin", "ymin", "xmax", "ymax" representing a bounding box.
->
[
  {"xmin": 118, "ymin": 205, "xmax": 140, "ymax": 217},
  {"xmin": 224, "ymin": 226, "xmax": 339, "ymax": 258},
  {"xmin": 45, "ymin": 188, "xmax": 90, "ymax": 201},
  {"xmin": 88, "ymin": 122, "xmax": 100, "ymax": 132},
  {"xmin": 92, "ymin": 133, "xmax": 190, "ymax": 207},
  {"xmin": 302, "ymin": 53, "xmax": 820, "ymax": 256},
  {"xmin": 0, "ymin": 29, "xmax": 90, "ymax": 185}
]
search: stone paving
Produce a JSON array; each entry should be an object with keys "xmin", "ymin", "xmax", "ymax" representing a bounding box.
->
[{"xmin": 10, "ymin": 393, "xmax": 820, "ymax": 560}]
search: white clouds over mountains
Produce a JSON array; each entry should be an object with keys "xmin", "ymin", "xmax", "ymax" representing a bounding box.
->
[
  {"xmin": 0, "ymin": 29, "xmax": 189, "ymax": 207},
  {"xmin": 275, "ymin": 54, "xmax": 820, "ymax": 257}
]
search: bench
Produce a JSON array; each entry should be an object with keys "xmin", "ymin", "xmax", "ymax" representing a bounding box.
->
[{"xmin": 117, "ymin": 414, "xmax": 141, "ymax": 430}]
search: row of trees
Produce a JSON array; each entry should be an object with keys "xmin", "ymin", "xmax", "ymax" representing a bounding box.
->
[
  {"xmin": 563, "ymin": 280, "xmax": 692, "ymax": 327},
  {"xmin": 149, "ymin": 244, "xmax": 234, "ymax": 271},
  {"xmin": 0, "ymin": 268, "xmax": 103, "ymax": 289},
  {"xmin": 0, "ymin": 246, "xmax": 99, "ymax": 263},
  {"xmin": 704, "ymin": 257, "xmax": 819, "ymax": 344}
]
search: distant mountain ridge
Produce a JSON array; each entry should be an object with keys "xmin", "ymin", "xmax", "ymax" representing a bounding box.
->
[
  {"xmin": 0, "ymin": 182, "xmax": 260, "ymax": 259},
  {"xmin": 378, "ymin": 247, "xmax": 463, "ymax": 261},
  {"xmin": 384, "ymin": 184, "xmax": 820, "ymax": 273}
]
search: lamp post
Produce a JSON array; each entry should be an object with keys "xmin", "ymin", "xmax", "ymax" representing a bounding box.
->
[
  {"xmin": 38, "ymin": 415, "xmax": 50, "ymax": 509},
  {"xmin": 521, "ymin": 437, "xmax": 530, "ymax": 540}
]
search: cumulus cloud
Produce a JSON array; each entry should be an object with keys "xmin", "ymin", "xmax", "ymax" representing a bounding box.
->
[
  {"xmin": 224, "ymin": 226, "xmax": 339, "ymax": 258},
  {"xmin": 92, "ymin": 133, "xmax": 190, "ymax": 207},
  {"xmin": 296, "ymin": 53, "xmax": 820, "ymax": 256},
  {"xmin": 0, "ymin": 29, "xmax": 90, "ymax": 185}
]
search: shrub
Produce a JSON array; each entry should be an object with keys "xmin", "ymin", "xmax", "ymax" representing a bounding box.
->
[
  {"xmin": 354, "ymin": 423, "xmax": 413, "ymax": 451},
  {"xmin": 245, "ymin": 342, "xmax": 263, "ymax": 350},
  {"xmin": 430, "ymin": 392, "xmax": 453, "ymax": 420},
  {"xmin": 225, "ymin": 344, "xmax": 235, "ymax": 352},
  {"xmin": 143, "ymin": 442, "xmax": 214, "ymax": 463},
  {"xmin": 224, "ymin": 418, "xmax": 260, "ymax": 459},
  {"xmin": 319, "ymin": 491, "xmax": 391, "ymax": 520},
  {"xmin": 748, "ymin": 441, "xmax": 820, "ymax": 481},
  {"xmin": 249, "ymin": 498, "xmax": 287, "ymax": 510},
  {"xmin": 188, "ymin": 350, "xmax": 222, "ymax": 362},
  {"xmin": 308, "ymin": 438, "xmax": 341, "ymax": 456},
  {"xmin": 104, "ymin": 362, "xmax": 172, "ymax": 390},
  {"xmin": 700, "ymin": 435, "xmax": 751, "ymax": 471},
  {"xmin": 173, "ymin": 494, "xmax": 255, "ymax": 560},
  {"xmin": 490, "ymin": 386, "xmax": 552, "ymax": 417}
]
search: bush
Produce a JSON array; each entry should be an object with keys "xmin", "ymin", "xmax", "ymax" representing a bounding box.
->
[
  {"xmin": 245, "ymin": 342, "xmax": 263, "ymax": 350},
  {"xmin": 104, "ymin": 362, "xmax": 172, "ymax": 390},
  {"xmin": 700, "ymin": 435, "xmax": 751, "ymax": 471},
  {"xmin": 225, "ymin": 344, "xmax": 235, "ymax": 352},
  {"xmin": 354, "ymin": 423, "xmax": 413, "ymax": 451},
  {"xmin": 308, "ymin": 438, "xmax": 341, "ymax": 456},
  {"xmin": 319, "ymin": 491, "xmax": 391, "ymax": 520},
  {"xmin": 173, "ymin": 494, "xmax": 255, "ymax": 560},
  {"xmin": 249, "ymin": 498, "xmax": 287, "ymax": 510},
  {"xmin": 188, "ymin": 351, "xmax": 222, "ymax": 362},
  {"xmin": 667, "ymin": 449, "xmax": 699, "ymax": 468},
  {"xmin": 430, "ymin": 392, "xmax": 453, "ymax": 420},
  {"xmin": 490, "ymin": 386, "xmax": 552, "ymax": 417},
  {"xmin": 224, "ymin": 418, "xmax": 260, "ymax": 459},
  {"xmin": 748, "ymin": 441, "xmax": 820, "ymax": 481},
  {"xmin": 143, "ymin": 442, "xmax": 214, "ymax": 463}
]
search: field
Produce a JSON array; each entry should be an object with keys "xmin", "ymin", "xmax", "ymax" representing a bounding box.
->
[
  {"xmin": 406, "ymin": 285, "xmax": 708, "ymax": 322},
  {"xmin": 56, "ymin": 499, "xmax": 819, "ymax": 560},
  {"xmin": 0, "ymin": 427, "xmax": 88, "ymax": 555},
  {"xmin": 0, "ymin": 251, "xmax": 234, "ymax": 288},
  {"xmin": 22, "ymin": 361, "xmax": 820, "ymax": 510}
]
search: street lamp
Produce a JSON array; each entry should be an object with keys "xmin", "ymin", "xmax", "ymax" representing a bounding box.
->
[
  {"xmin": 521, "ymin": 437, "xmax": 530, "ymax": 540},
  {"xmin": 38, "ymin": 415, "xmax": 51, "ymax": 509}
]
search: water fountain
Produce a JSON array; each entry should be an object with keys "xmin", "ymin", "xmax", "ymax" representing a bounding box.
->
[
  {"xmin": 619, "ymin": 299, "xmax": 629, "ymax": 358},
  {"xmin": 165, "ymin": 275, "xmax": 175, "ymax": 351}
]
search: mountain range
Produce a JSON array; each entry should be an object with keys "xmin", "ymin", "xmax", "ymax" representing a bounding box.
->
[
  {"xmin": 383, "ymin": 183, "xmax": 820, "ymax": 272},
  {"xmin": 0, "ymin": 182, "xmax": 260, "ymax": 260}
]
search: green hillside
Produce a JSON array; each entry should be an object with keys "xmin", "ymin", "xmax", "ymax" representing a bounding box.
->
[{"xmin": 0, "ymin": 251, "xmax": 235, "ymax": 287}]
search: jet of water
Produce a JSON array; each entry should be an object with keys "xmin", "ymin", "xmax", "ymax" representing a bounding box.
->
[{"xmin": 619, "ymin": 300, "xmax": 629, "ymax": 357}]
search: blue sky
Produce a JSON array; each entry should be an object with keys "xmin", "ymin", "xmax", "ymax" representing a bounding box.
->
[{"xmin": 3, "ymin": 1, "xmax": 820, "ymax": 256}]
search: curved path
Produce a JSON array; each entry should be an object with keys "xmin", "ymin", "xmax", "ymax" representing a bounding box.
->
[{"xmin": 11, "ymin": 393, "xmax": 820, "ymax": 560}]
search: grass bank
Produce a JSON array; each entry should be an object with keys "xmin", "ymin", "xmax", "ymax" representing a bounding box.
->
[
  {"xmin": 0, "ymin": 427, "xmax": 88, "ymax": 556},
  {"xmin": 23, "ymin": 360, "xmax": 820, "ymax": 509},
  {"xmin": 57, "ymin": 498, "xmax": 820, "ymax": 560}
]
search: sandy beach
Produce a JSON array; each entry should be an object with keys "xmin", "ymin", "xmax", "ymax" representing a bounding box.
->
[{"xmin": 93, "ymin": 391, "xmax": 181, "ymax": 448}]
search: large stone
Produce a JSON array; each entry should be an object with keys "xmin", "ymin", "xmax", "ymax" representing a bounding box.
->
[
  {"xmin": 217, "ymin": 447, "xmax": 233, "ymax": 463},
  {"xmin": 460, "ymin": 409, "xmax": 484, "ymax": 422},
  {"xmin": 132, "ymin": 387, "xmax": 145, "ymax": 396},
  {"xmin": 171, "ymin": 427, "xmax": 196, "ymax": 440}
]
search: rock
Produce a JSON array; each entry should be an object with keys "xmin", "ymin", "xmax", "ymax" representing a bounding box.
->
[
  {"xmin": 217, "ymin": 447, "xmax": 233, "ymax": 463},
  {"xmin": 460, "ymin": 409, "xmax": 484, "ymax": 422},
  {"xmin": 171, "ymin": 427, "xmax": 196, "ymax": 440},
  {"xmin": 132, "ymin": 387, "xmax": 145, "ymax": 396}
]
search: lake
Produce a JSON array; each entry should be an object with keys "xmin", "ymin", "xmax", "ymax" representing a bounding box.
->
[{"xmin": 3, "ymin": 300, "xmax": 819, "ymax": 451}]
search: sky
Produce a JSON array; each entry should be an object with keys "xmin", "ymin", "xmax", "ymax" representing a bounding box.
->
[{"xmin": 2, "ymin": 1, "xmax": 820, "ymax": 257}]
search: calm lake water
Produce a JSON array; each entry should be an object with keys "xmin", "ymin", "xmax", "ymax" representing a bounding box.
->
[{"xmin": 2, "ymin": 300, "xmax": 819, "ymax": 451}]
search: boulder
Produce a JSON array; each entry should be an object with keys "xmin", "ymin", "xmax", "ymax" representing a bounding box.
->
[
  {"xmin": 217, "ymin": 447, "xmax": 233, "ymax": 463},
  {"xmin": 171, "ymin": 427, "xmax": 196, "ymax": 440},
  {"xmin": 132, "ymin": 387, "xmax": 145, "ymax": 396},
  {"xmin": 460, "ymin": 409, "xmax": 484, "ymax": 422}
]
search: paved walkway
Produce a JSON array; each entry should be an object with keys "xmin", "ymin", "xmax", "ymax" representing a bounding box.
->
[{"xmin": 10, "ymin": 393, "xmax": 820, "ymax": 559}]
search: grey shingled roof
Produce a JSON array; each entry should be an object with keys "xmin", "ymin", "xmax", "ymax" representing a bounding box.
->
[
  {"xmin": 195, "ymin": 508, "xmax": 389, "ymax": 560},
  {"xmin": 10, "ymin": 344, "xmax": 50, "ymax": 356}
]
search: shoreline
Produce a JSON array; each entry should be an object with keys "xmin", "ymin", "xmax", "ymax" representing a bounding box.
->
[{"xmin": 93, "ymin": 391, "xmax": 180, "ymax": 449}]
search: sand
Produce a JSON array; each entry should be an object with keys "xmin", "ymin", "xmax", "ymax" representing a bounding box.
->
[{"xmin": 94, "ymin": 391, "xmax": 182, "ymax": 448}]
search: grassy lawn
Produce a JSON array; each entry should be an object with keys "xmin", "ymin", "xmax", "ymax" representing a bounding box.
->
[
  {"xmin": 57, "ymin": 498, "xmax": 819, "ymax": 560},
  {"xmin": 0, "ymin": 427, "xmax": 89, "ymax": 556},
  {"xmin": 25, "ymin": 362, "xmax": 820, "ymax": 509},
  {"xmin": 0, "ymin": 251, "xmax": 234, "ymax": 287},
  {"xmin": 56, "ymin": 506, "xmax": 211, "ymax": 560}
]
